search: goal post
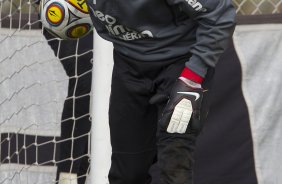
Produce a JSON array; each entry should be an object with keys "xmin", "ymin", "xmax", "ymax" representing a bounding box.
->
[{"xmin": 90, "ymin": 30, "xmax": 113, "ymax": 184}]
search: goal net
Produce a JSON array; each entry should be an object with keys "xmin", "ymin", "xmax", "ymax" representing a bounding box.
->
[
  {"xmin": 0, "ymin": 0, "xmax": 281, "ymax": 184},
  {"xmin": 0, "ymin": 0, "xmax": 93, "ymax": 183}
]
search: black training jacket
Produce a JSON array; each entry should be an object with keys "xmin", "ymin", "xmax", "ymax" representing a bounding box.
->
[{"xmin": 86, "ymin": 0, "xmax": 236, "ymax": 77}]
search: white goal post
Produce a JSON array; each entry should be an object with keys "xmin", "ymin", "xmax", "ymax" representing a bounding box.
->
[{"xmin": 90, "ymin": 30, "xmax": 112, "ymax": 184}]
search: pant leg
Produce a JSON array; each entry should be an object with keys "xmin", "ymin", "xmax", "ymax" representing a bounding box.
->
[
  {"xmin": 153, "ymin": 61, "xmax": 213, "ymax": 184},
  {"xmin": 108, "ymin": 50, "xmax": 211, "ymax": 184},
  {"xmin": 108, "ymin": 51, "xmax": 159, "ymax": 184}
]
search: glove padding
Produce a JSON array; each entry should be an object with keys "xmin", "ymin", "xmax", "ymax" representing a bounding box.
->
[{"xmin": 159, "ymin": 78, "xmax": 206, "ymax": 134}]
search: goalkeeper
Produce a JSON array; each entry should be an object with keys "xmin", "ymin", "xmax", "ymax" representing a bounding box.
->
[{"xmin": 87, "ymin": 0, "xmax": 236, "ymax": 183}]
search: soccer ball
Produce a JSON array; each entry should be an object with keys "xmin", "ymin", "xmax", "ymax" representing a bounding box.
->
[{"xmin": 40, "ymin": 0, "xmax": 93, "ymax": 40}]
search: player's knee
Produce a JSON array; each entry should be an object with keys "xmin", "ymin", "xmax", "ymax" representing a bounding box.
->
[
  {"xmin": 109, "ymin": 170, "xmax": 150, "ymax": 184},
  {"xmin": 109, "ymin": 153, "xmax": 153, "ymax": 184}
]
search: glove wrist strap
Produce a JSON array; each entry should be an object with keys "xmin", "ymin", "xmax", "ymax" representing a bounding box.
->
[{"xmin": 180, "ymin": 67, "xmax": 204, "ymax": 84}]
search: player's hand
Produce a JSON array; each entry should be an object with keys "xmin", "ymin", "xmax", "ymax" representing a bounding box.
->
[{"xmin": 159, "ymin": 75, "xmax": 206, "ymax": 135}]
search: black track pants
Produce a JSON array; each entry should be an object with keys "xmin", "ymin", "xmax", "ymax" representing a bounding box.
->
[{"xmin": 108, "ymin": 51, "xmax": 211, "ymax": 184}]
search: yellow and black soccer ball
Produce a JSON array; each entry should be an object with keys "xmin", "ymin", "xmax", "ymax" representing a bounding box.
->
[{"xmin": 40, "ymin": 0, "xmax": 93, "ymax": 40}]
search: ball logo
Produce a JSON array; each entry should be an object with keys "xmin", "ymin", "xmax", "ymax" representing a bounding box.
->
[
  {"xmin": 68, "ymin": 0, "xmax": 89, "ymax": 14},
  {"xmin": 46, "ymin": 3, "xmax": 65, "ymax": 26},
  {"xmin": 66, "ymin": 23, "xmax": 91, "ymax": 38}
]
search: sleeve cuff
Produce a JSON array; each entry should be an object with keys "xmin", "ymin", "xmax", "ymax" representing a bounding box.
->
[{"xmin": 180, "ymin": 67, "xmax": 204, "ymax": 84}]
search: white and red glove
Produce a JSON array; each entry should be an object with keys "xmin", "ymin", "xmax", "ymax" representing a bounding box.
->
[{"xmin": 160, "ymin": 67, "xmax": 206, "ymax": 134}]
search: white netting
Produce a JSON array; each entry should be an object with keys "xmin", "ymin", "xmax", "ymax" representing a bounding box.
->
[
  {"xmin": 0, "ymin": 0, "xmax": 93, "ymax": 183},
  {"xmin": 0, "ymin": 0, "xmax": 281, "ymax": 184}
]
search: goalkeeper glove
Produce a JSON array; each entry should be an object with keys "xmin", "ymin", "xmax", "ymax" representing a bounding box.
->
[{"xmin": 159, "ymin": 67, "xmax": 206, "ymax": 134}]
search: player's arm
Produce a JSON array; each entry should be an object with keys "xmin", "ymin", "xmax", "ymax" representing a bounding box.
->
[
  {"xmin": 168, "ymin": 0, "xmax": 236, "ymax": 78},
  {"xmin": 160, "ymin": 0, "xmax": 236, "ymax": 134}
]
